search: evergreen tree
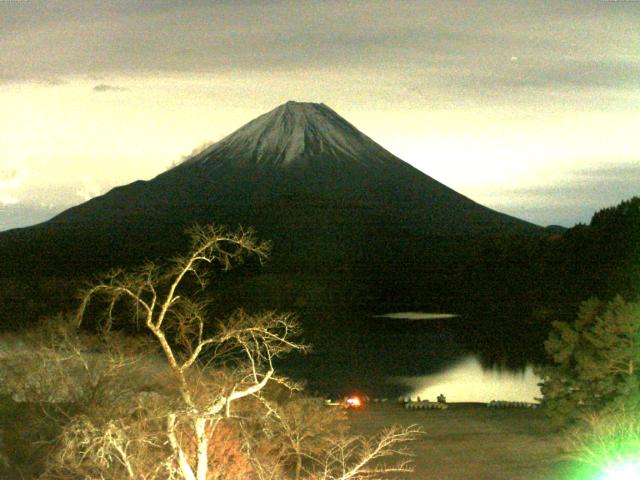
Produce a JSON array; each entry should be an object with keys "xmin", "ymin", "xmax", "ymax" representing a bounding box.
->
[{"xmin": 538, "ymin": 296, "xmax": 640, "ymax": 427}]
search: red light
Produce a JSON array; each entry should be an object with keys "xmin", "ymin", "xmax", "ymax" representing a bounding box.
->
[{"xmin": 346, "ymin": 396, "xmax": 361, "ymax": 407}]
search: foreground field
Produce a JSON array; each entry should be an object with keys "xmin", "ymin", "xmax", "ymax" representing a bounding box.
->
[
  {"xmin": 2, "ymin": 397, "xmax": 590, "ymax": 479},
  {"xmin": 346, "ymin": 402, "xmax": 575, "ymax": 480}
]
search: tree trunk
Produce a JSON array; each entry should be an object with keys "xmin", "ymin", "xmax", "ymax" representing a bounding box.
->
[
  {"xmin": 294, "ymin": 444, "xmax": 302, "ymax": 480},
  {"xmin": 167, "ymin": 414, "xmax": 197, "ymax": 480},
  {"xmin": 195, "ymin": 417, "xmax": 209, "ymax": 480}
]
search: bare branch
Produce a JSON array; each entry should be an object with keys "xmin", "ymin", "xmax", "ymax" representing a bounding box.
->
[{"xmin": 319, "ymin": 425, "xmax": 423, "ymax": 480}]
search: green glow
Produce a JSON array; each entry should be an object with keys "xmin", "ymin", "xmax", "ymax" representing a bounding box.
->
[
  {"xmin": 565, "ymin": 457, "xmax": 640, "ymax": 480},
  {"xmin": 599, "ymin": 460, "xmax": 640, "ymax": 480},
  {"xmin": 565, "ymin": 407, "xmax": 640, "ymax": 480},
  {"xmin": 585, "ymin": 435, "xmax": 640, "ymax": 480}
]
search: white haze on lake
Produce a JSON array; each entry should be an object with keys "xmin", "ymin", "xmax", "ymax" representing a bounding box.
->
[
  {"xmin": 395, "ymin": 355, "xmax": 541, "ymax": 403},
  {"xmin": 373, "ymin": 312, "xmax": 460, "ymax": 320}
]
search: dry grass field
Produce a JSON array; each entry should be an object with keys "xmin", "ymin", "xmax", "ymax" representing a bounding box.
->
[
  {"xmin": 2, "ymin": 397, "xmax": 592, "ymax": 479},
  {"xmin": 346, "ymin": 402, "xmax": 577, "ymax": 480}
]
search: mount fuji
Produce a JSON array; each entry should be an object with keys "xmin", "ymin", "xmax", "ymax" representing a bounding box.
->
[
  {"xmin": 49, "ymin": 101, "xmax": 536, "ymax": 229},
  {"xmin": 0, "ymin": 101, "xmax": 541, "ymax": 300}
]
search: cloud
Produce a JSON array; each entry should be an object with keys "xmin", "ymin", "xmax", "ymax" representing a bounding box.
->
[
  {"xmin": 0, "ymin": 167, "xmax": 18, "ymax": 184},
  {"xmin": 0, "ymin": 204, "xmax": 63, "ymax": 232},
  {"xmin": 500, "ymin": 59, "xmax": 640, "ymax": 90},
  {"xmin": 0, "ymin": 0, "xmax": 636, "ymax": 84},
  {"xmin": 76, "ymin": 177, "xmax": 106, "ymax": 201},
  {"xmin": 0, "ymin": 166, "xmax": 26, "ymax": 205},
  {"xmin": 0, "ymin": 1, "xmax": 636, "ymax": 117},
  {"xmin": 0, "ymin": 73, "xmax": 64, "ymax": 86},
  {"xmin": 92, "ymin": 84, "xmax": 128, "ymax": 92},
  {"xmin": 574, "ymin": 163, "xmax": 640, "ymax": 181},
  {"xmin": 489, "ymin": 162, "xmax": 640, "ymax": 226},
  {"xmin": 508, "ymin": 163, "xmax": 640, "ymax": 198}
]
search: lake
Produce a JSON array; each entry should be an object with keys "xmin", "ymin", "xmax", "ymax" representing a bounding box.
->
[
  {"xmin": 378, "ymin": 312, "xmax": 542, "ymax": 402},
  {"xmin": 288, "ymin": 310, "xmax": 549, "ymax": 399}
]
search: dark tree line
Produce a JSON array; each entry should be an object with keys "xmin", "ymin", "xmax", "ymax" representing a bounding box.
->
[{"xmin": 470, "ymin": 196, "xmax": 640, "ymax": 313}]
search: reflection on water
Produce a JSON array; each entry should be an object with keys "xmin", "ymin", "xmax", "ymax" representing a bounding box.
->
[
  {"xmin": 296, "ymin": 310, "xmax": 549, "ymax": 397},
  {"xmin": 394, "ymin": 355, "xmax": 541, "ymax": 403},
  {"xmin": 373, "ymin": 312, "xmax": 460, "ymax": 320}
]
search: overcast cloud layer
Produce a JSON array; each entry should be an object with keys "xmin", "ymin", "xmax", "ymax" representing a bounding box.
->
[{"xmin": 1, "ymin": 0, "xmax": 638, "ymax": 230}]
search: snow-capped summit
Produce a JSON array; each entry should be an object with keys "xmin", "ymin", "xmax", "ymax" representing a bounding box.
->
[{"xmin": 183, "ymin": 101, "xmax": 402, "ymax": 169}]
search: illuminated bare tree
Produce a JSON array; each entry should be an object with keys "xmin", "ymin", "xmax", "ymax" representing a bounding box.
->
[{"xmin": 75, "ymin": 225, "xmax": 307, "ymax": 480}]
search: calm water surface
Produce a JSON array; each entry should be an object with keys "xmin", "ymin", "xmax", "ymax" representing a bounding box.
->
[
  {"xmin": 296, "ymin": 310, "xmax": 548, "ymax": 398},
  {"xmin": 374, "ymin": 311, "xmax": 543, "ymax": 401}
]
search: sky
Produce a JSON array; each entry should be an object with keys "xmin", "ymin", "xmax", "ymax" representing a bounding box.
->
[{"xmin": 1, "ymin": 0, "xmax": 638, "ymax": 231}]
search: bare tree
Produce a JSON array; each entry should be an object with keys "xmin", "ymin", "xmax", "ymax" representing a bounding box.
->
[
  {"xmin": 0, "ymin": 313, "xmax": 155, "ymax": 405},
  {"xmin": 74, "ymin": 225, "xmax": 307, "ymax": 480},
  {"xmin": 239, "ymin": 397, "xmax": 348, "ymax": 480}
]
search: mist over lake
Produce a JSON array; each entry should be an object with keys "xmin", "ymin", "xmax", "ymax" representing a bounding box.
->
[{"xmin": 395, "ymin": 355, "xmax": 541, "ymax": 403}]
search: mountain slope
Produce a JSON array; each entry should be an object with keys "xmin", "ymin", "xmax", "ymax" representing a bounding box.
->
[{"xmin": 47, "ymin": 101, "xmax": 537, "ymax": 232}]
